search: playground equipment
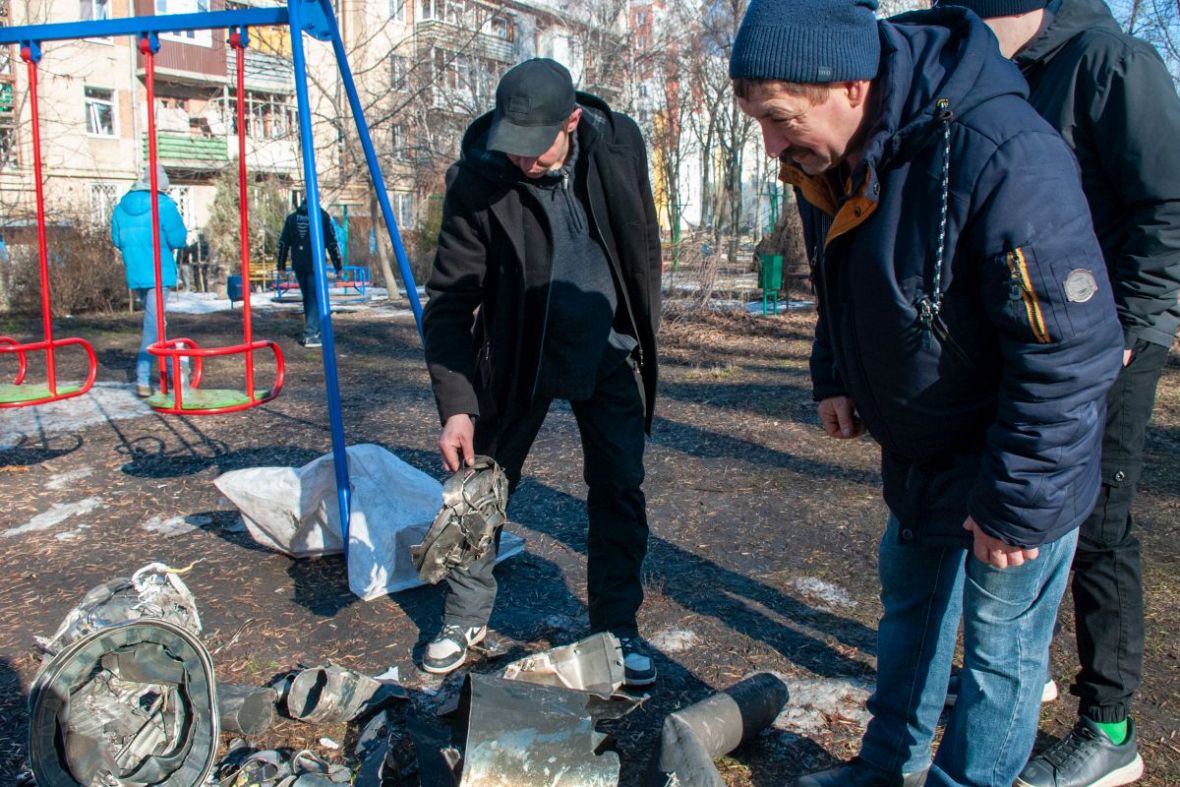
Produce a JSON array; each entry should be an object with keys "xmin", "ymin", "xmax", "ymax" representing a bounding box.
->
[
  {"xmin": 0, "ymin": 43, "xmax": 98, "ymax": 409},
  {"xmin": 141, "ymin": 28, "xmax": 286, "ymax": 415},
  {"xmin": 0, "ymin": 0, "xmax": 427, "ymax": 542}
]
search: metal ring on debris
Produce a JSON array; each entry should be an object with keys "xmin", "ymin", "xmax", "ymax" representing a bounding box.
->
[{"xmin": 29, "ymin": 619, "xmax": 219, "ymax": 787}]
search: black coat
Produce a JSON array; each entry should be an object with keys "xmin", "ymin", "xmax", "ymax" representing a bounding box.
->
[
  {"xmin": 423, "ymin": 94, "xmax": 661, "ymax": 433},
  {"xmin": 1015, "ymin": 0, "xmax": 1180, "ymax": 349},
  {"xmin": 277, "ymin": 203, "xmax": 342, "ymax": 275}
]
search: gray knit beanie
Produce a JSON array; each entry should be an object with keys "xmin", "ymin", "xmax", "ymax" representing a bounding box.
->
[{"xmin": 729, "ymin": 0, "xmax": 882, "ymax": 84}]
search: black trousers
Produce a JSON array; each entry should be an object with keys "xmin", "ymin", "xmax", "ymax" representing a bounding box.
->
[
  {"xmin": 293, "ymin": 267, "xmax": 321, "ymax": 341},
  {"xmin": 442, "ymin": 358, "xmax": 649, "ymax": 638},
  {"xmin": 1071, "ymin": 340, "xmax": 1168, "ymax": 723}
]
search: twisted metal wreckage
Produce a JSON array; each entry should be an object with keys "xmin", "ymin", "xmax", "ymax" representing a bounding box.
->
[
  {"xmin": 23, "ymin": 455, "xmax": 792, "ymax": 785},
  {"xmin": 26, "ymin": 561, "xmax": 791, "ymax": 786}
]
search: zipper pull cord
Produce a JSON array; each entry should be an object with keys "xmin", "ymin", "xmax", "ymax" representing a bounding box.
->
[
  {"xmin": 919, "ymin": 98, "xmax": 953, "ymax": 351},
  {"xmin": 931, "ymin": 98, "xmax": 952, "ymax": 315}
]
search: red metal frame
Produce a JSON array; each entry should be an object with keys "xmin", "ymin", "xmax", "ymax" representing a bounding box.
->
[
  {"xmin": 142, "ymin": 31, "xmax": 284, "ymax": 415},
  {"xmin": 0, "ymin": 46, "xmax": 98, "ymax": 408}
]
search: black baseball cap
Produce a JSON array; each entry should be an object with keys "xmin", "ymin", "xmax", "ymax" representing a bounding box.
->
[{"xmin": 487, "ymin": 58, "xmax": 577, "ymax": 157}]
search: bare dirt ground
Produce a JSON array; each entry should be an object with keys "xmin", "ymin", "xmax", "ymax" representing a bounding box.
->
[{"xmin": 1, "ymin": 300, "xmax": 1177, "ymax": 785}]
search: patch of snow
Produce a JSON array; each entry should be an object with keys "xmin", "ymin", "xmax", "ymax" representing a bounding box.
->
[
  {"xmin": 55, "ymin": 524, "xmax": 92, "ymax": 541},
  {"xmin": 141, "ymin": 514, "xmax": 200, "ymax": 537},
  {"xmin": 1, "ymin": 383, "xmax": 150, "ymax": 439},
  {"xmin": 792, "ymin": 577, "xmax": 858, "ymax": 609},
  {"xmin": 648, "ymin": 628, "xmax": 699, "ymax": 654},
  {"xmin": 4, "ymin": 497, "xmax": 103, "ymax": 538},
  {"xmin": 46, "ymin": 467, "xmax": 93, "ymax": 490},
  {"xmin": 773, "ymin": 675, "xmax": 873, "ymax": 735},
  {"xmin": 374, "ymin": 666, "xmax": 400, "ymax": 683}
]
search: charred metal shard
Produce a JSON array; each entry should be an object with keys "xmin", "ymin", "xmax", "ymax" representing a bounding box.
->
[
  {"xmin": 29, "ymin": 619, "xmax": 219, "ymax": 787},
  {"xmin": 218, "ymin": 684, "xmax": 278, "ymax": 736},
  {"xmin": 36, "ymin": 562, "xmax": 201, "ymax": 657},
  {"xmin": 648, "ymin": 672, "xmax": 790, "ymax": 787},
  {"xmin": 458, "ymin": 674, "xmax": 641, "ymax": 787},
  {"xmin": 286, "ymin": 665, "xmax": 408, "ymax": 723},
  {"xmin": 501, "ymin": 632, "xmax": 625, "ymax": 696},
  {"xmin": 411, "ymin": 456, "xmax": 508, "ymax": 584}
]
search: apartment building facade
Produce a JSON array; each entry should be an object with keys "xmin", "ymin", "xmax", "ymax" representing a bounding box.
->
[{"xmin": 0, "ymin": 0, "xmax": 618, "ymax": 287}]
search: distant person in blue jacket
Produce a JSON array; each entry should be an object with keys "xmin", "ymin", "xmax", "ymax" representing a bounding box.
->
[
  {"xmin": 277, "ymin": 200, "xmax": 342, "ymax": 349},
  {"xmin": 111, "ymin": 164, "xmax": 188, "ymax": 398},
  {"xmin": 731, "ymin": 0, "xmax": 1125, "ymax": 785}
]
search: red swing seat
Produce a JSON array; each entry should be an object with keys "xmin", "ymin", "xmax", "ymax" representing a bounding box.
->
[
  {"xmin": 140, "ymin": 31, "xmax": 284, "ymax": 416},
  {"xmin": 0, "ymin": 45, "xmax": 99, "ymax": 409}
]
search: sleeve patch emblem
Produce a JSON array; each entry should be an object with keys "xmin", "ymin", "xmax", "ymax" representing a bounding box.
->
[{"xmin": 1063, "ymin": 268, "xmax": 1098, "ymax": 303}]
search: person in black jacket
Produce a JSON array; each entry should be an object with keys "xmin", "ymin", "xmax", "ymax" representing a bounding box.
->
[
  {"xmin": 277, "ymin": 201, "xmax": 342, "ymax": 348},
  {"xmin": 937, "ymin": 2, "xmax": 1180, "ymax": 785},
  {"xmin": 730, "ymin": 0, "xmax": 1125, "ymax": 784},
  {"xmin": 421, "ymin": 58, "xmax": 661, "ymax": 686}
]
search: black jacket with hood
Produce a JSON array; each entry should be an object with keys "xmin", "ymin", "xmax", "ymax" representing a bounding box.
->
[
  {"xmin": 277, "ymin": 202, "xmax": 342, "ymax": 275},
  {"xmin": 422, "ymin": 93, "xmax": 662, "ymax": 433},
  {"xmin": 1015, "ymin": 0, "xmax": 1180, "ymax": 350},
  {"xmin": 793, "ymin": 9, "xmax": 1123, "ymax": 548}
]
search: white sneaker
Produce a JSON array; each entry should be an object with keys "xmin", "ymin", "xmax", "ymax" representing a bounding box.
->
[{"xmin": 422, "ymin": 624, "xmax": 486, "ymax": 675}]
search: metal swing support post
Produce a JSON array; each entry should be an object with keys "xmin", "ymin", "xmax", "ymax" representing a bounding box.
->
[{"xmin": 0, "ymin": 0, "xmax": 427, "ymax": 545}]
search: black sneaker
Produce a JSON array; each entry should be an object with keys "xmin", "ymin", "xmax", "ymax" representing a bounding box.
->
[
  {"xmin": 618, "ymin": 636, "xmax": 656, "ymax": 687},
  {"xmin": 795, "ymin": 759, "xmax": 928, "ymax": 786},
  {"xmin": 421, "ymin": 624, "xmax": 486, "ymax": 675},
  {"xmin": 1015, "ymin": 717, "xmax": 1144, "ymax": 787}
]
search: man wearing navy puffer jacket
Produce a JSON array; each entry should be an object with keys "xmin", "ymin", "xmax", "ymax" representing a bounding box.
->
[{"xmin": 730, "ymin": 0, "xmax": 1124, "ymax": 784}]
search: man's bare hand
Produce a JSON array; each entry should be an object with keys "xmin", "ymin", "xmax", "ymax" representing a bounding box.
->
[
  {"xmin": 439, "ymin": 414, "xmax": 475, "ymax": 472},
  {"xmin": 818, "ymin": 396, "xmax": 865, "ymax": 439},
  {"xmin": 964, "ymin": 516, "xmax": 1039, "ymax": 569}
]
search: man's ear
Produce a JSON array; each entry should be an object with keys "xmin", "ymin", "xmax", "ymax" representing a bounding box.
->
[
  {"xmin": 842, "ymin": 80, "xmax": 872, "ymax": 109},
  {"xmin": 566, "ymin": 107, "xmax": 583, "ymax": 133}
]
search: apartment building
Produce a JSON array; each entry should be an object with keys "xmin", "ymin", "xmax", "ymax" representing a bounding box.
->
[{"xmin": 0, "ymin": 0, "xmax": 618, "ymax": 284}]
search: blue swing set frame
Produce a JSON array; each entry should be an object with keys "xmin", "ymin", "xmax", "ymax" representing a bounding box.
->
[{"xmin": 0, "ymin": 0, "xmax": 426, "ymax": 546}]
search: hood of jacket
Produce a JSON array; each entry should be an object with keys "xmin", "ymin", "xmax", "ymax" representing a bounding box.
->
[
  {"xmin": 1016, "ymin": 0, "xmax": 1120, "ymax": 69},
  {"xmin": 856, "ymin": 8, "xmax": 1028, "ymax": 177},
  {"xmin": 456, "ymin": 91, "xmax": 616, "ymax": 184},
  {"xmin": 118, "ymin": 189, "xmax": 160, "ymax": 217}
]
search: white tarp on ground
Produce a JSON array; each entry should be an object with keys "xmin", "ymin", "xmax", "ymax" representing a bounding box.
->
[{"xmin": 214, "ymin": 443, "xmax": 524, "ymax": 600}]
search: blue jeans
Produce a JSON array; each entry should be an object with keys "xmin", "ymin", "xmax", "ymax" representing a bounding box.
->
[
  {"xmin": 133, "ymin": 288, "xmax": 187, "ymax": 386},
  {"xmin": 859, "ymin": 516, "xmax": 1078, "ymax": 786}
]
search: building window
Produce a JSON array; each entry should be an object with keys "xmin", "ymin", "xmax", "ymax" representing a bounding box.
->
[
  {"xmin": 390, "ymin": 54, "xmax": 409, "ymax": 89},
  {"xmin": 0, "ymin": 123, "xmax": 17, "ymax": 168},
  {"xmin": 488, "ymin": 15, "xmax": 512, "ymax": 41},
  {"xmin": 90, "ymin": 183, "xmax": 119, "ymax": 225},
  {"xmin": 80, "ymin": 0, "xmax": 110, "ymax": 20},
  {"xmin": 389, "ymin": 0, "xmax": 405, "ymax": 21},
  {"xmin": 391, "ymin": 124, "xmax": 410, "ymax": 160},
  {"xmin": 224, "ymin": 90, "xmax": 296, "ymax": 140},
  {"xmin": 84, "ymin": 87, "xmax": 115, "ymax": 136},
  {"xmin": 392, "ymin": 191, "xmax": 413, "ymax": 229},
  {"xmin": 158, "ymin": 0, "xmax": 212, "ymax": 47}
]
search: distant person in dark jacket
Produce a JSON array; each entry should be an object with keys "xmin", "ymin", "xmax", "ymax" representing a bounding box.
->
[
  {"xmin": 111, "ymin": 164, "xmax": 188, "ymax": 397},
  {"xmin": 937, "ymin": 0, "xmax": 1180, "ymax": 784},
  {"xmin": 277, "ymin": 201, "xmax": 342, "ymax": 348},
  {"xmin": 421, "ymin": 59, "xmax": 662, "ymax": 687},
  {"xmin": 730, "ymin": 0, "xmax": 1124, "ymax": 784}
]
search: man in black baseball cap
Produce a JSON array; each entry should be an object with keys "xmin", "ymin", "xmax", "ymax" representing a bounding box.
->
[
  {"xmin": 421, "ymin": 58, "xmax": 663, "ymax": 689},
  {"xmin": 486, "ymin": 58, "xmax": 578, "ymax": 159}
]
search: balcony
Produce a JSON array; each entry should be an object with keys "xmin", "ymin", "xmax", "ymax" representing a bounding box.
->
[
  {"xmin": 142, "ymin": 133, "xmax": 228, "ymax": 170},
  {"xmin": 415, "ymin": 19, "xmax": 516, "ymax": 62},
  {"xmin": 226, "ymin": 48, "xmax": 293, "ymax": 94}
]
